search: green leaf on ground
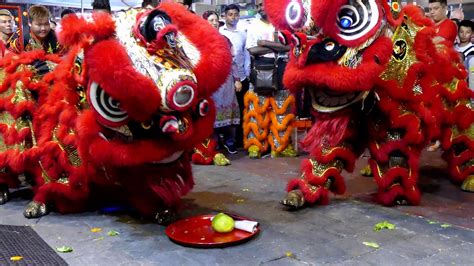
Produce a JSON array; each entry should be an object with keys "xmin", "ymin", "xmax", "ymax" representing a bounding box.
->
[
  {"xmin": 107, "ymin": 230, "xmax": 120, "ymax": 236},
  {"xmin": 374, "ymin": 221, "xmax": 396, "ymax": 231},
  {"xmin": 56, "ymin": 246, "xmax": 73, "ymax": 253},
  {"xmin": 440, "ymin": 223, "xmax": 452, "ymax": 228},
  {"xmin": 428, "ymin": 220, "xmax": 439, "ymax": 224},
  {"xmin": 363, "ymin": 242, "xmax": 380, "ymax": 249}
]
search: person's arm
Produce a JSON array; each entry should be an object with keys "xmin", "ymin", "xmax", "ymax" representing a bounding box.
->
[
  {"xmin": 258, "ymin": 40, "xmax": 290, "ymax": 53},
  {"xmin": 234, "ymin": 79, "xmax": 242, "ymax": 92},
  {"xmin": 229, "ymin": 57, "xmax": 242, "ymax": 92},
  {"xmin": 231, "ymin": 57, "xmax": 239, "ymax": 80},
  {"xmin": 248, "ymin": 39, "xmax": 290, "ymax": 56},
  {"xmin": 248, "ymin": 46, "xmax": 274, "ymax": 56},
  {"xmin": 243, "ymin": 34, "xmax": 251, "ymax": 79}
]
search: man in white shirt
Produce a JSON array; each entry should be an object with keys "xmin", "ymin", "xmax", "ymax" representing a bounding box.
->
[
  {"xmin": 245, "ymin": 2, "xmax": 288, "ymax": 57},
  {"xmin": 455, "ymin": 20, "xmax": 474, "ymax": 90},
  {"xmin": 220, "ymin": 4, "xmax": 251, "ymax": 148}
]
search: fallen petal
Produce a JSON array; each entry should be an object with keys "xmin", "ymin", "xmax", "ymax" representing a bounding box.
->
[
  {"xmin": 285, "ymin": 251, "xmax": 295, "ymax": 258},
  {"xmin": 374, "ymin": 221, "xmax": 396, "ymax": 231},
  {"xmin": 107, "ymin": 230, "xmax": 120, "ymax": 236},
  {"xmin": 10, "ymin": 256, "xmax": 23, "ymax": 261},
  {"xmin": 363, "ymin": 241, "xmax": 380, "ymax": 249},
  {"xmin": 56, "ymin": 246, "xmax": 73, "ymax": 253}
]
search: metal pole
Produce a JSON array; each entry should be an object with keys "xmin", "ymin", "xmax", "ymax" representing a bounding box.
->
[{"xmin": 81, "ymin": 0, "xmax": 84, "ymax": 13}]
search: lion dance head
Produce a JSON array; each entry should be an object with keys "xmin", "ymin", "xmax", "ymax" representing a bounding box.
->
[
  {"xmin": 0, "ymin": 3, "xmax": 231, "ymax": 222},
  {"xmin": 265, "ymin": 0, "xmax": 474, "ymax": 207}
]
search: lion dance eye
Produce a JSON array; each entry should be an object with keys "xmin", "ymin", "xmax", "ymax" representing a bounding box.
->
[
  {"xmin": 339, "ymin": 17, "xmax": 353, "ymax": 29},
  {"xmin": 157, "ymin": 69, "xmax": 198, "ymax": 112},
  {"xmin": 337, "ymin": 0, "xmax": 380, "ymax": 42},
  {"xmin": 167, "ymin": 81, "xmax": 196, "ymax": 111},
  {"xmin": 285, "ymin": 0, "xmax": 306, "ymax": 30},
  {"xmin": 89, "ymin": 82, "xmax": 128, "ymax": 127},
  {"xmin": 197, "ymin": 99, "xmax": 209, "ymax": 117}
]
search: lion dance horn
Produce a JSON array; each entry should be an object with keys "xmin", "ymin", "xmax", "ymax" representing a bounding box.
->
[{"xmin": 387, "ymin": 0, "xmax": 402, "ymax": 18}]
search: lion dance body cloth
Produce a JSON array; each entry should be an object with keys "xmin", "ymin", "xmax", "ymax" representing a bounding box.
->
[
  {"xmin": 263, "ymin": 0, "xmax": 474, "ymax": 208},
  {"xmin": 0, "ymin": 4, "xmax": 231, "ymax": 223}
]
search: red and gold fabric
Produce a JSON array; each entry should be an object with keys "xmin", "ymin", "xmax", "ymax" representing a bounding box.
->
[{"xmin": 264, "ymin": 0, "xmax": 474, "ymax": 208}]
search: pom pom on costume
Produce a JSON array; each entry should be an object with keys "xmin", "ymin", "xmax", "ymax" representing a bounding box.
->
[{"xmin": 191, "ymin": 138, "xmax": 231, "ymax": 166}]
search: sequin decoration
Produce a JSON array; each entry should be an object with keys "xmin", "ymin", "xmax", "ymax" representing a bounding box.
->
[
  {"xmin": 380, "ymin": 16, "xmax": 423, "ymax": 86},
  {"xmin": 309, "ymin": 158, "xmax": 344, "ymax": 176},
  {"xmin": 0, "ymin": 113, "xmax": 32, "ymax": 152},
  {"xmin": 386, "ymin": 130, "xmax": 403, "ymax": 141},
  {"xmin": 11, "ymin": 81, "xmax": 34, "ymax": 105},
  {"xmin": 52, "ymin": 126, "xmax": 82, "ymax": 167}
]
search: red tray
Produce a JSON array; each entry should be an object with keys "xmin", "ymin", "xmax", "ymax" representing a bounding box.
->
[{"xmin": 165, "ymin": 214, "xmax": 260, "ymax": 248}]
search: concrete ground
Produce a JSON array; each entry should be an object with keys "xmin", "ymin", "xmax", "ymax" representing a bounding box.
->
[{"xmin": 0, "ymin": 149, "xmax": 473, "ymax": 265}]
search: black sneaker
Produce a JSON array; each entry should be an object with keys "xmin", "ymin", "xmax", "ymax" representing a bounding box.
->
[{"xmin": 223, "ymin": 143, "xmax": 238, "ymax": 154}]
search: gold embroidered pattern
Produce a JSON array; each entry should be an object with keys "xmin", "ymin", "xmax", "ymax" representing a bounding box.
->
[
  {"xmin": 380, "ymin": 17, "xmax": 423, "ymax": 86},
  {"xmin": 52, "ymin": 126, "xmax": 82, "ymax": 167},
  {"xmin": 0, "ymin": 113, "xmax": 33, "ymax": 152},
  {"xmin": 57, "ymin": 175, "xmax": 70, "ymax": 185},
  {"xmin": 38, "ymin": 161, "xmax": 51, "ymax": 184},
  {"xmin": 15, "ymin": 117, "xmax": 30, "ymax": 132},
  {"xmin": 309, "ymin": 158, "xmax": 344, "ymax": 176},
  {"xmin": 386, "ymin": 131, "xmax": 403, "ymax": 141},
  {"xmin": 445, "ymin": 78, "xmax": 460, "ymax": 93},
  {"xmin": 11, "ymin": 81, "xmax": 33, "ymax": 105}
]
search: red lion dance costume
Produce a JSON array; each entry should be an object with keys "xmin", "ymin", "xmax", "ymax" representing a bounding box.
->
[
  {"xmin": 0, "ymin": 4, "xmax": 231, "ymax": 224},
  {"xmin": 264, "ymin": 0, "xmax": 474, "ymax": 208}
]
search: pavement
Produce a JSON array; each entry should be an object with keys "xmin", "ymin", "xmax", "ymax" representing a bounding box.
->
[{"xmin": 0, "ymin": 149, "xmax": 473, "ymax": 265}]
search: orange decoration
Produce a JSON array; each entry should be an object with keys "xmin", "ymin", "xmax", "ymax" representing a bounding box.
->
[{"xmin": 243, "ymin": 90, "xmax": 296, "ymax": 153}]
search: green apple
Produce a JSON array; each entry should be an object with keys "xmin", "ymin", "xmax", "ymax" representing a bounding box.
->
[{"xmin": 212, "ymin": 213, "xmax": 235, "ymax": 233}]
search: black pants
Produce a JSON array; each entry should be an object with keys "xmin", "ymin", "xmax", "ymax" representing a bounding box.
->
[
  {"xmin": 235, "ymin": 78, "xmax": 249, "ymax": 148},
  {"xmin": 213, "ymin": 126, "xmax": 236, "ymax": 147}
]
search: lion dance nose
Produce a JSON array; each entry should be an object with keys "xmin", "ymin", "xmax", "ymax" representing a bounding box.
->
[{"xmin": 158, "ymin": 69, "xmax": 197, "ymax": 112}]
